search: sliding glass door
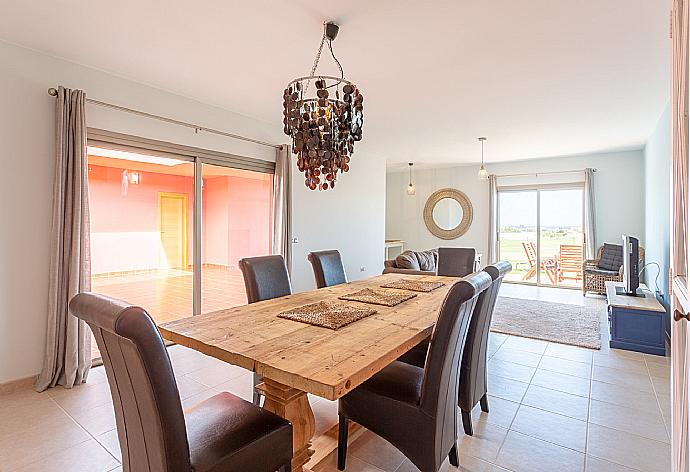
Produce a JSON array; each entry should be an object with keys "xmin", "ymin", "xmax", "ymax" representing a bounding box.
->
[
  {"xmin": 498, "ymin": 185, "xmax": 584, "ymax": 287},
  {"xmin": 87, "ymin": 142, "xmax": 274, "ymax": 360}
]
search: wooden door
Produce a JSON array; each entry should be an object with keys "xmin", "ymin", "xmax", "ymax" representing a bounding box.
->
[
  {"xmin": 671, "ymin": 0, "xmax": 690, "ymax": 469},
  {"xmin": 158, "ymin": 192, "xmax": 188, "ymax": 270}
]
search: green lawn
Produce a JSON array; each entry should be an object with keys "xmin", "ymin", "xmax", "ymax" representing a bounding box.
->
[{"xmin": 499, "ymin": 230, "xmax": 581, "ymax": 285}]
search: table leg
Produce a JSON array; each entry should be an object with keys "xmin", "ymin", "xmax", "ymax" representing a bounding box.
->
[{"xmin": 257, "ymin": 378, "xmax": 316, "ymax": 471}]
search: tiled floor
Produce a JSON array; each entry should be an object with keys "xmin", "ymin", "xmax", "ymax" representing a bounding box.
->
[{"xmin": 0, "ymin": 284, "xmax": 671, "ymax": 472}]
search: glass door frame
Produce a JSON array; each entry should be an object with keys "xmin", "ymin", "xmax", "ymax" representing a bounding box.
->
[
  {"xmin": 87, "ymin": 128, "xmax": 276, "ymax": 317},
  {"xmin": 497, "ymin": 182, "xmax": 585, "ymax": 288}
]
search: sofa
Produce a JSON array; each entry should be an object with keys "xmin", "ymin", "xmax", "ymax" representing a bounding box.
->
[{"xmin": 383, "ymin": 249, "xmax": 438, "ymax": 275}]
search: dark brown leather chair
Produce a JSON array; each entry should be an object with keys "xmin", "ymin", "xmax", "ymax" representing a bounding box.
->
[
  {"xmin": 69, "ymin": 292, "xmax": 293, "ymax": 472},
  {"xmin": 239, "ymin": 255, "xmax": 293, "ymax": 406},
  {"xmin": 458, "ymin": 261, "xmax": 511, "ymax": 435},
  {"xmin": 437, "ymin": 247, "xmax": 477, "ymax": 277},
  {"xmin": 337, "ymin": 272, "xmax": 492, "ymax": 472},
  {"xmin": 307, "ymin": 250, "xmax": 347, "ymax": 288}
]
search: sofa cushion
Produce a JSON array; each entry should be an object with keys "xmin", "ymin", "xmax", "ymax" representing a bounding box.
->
[
  {"xmin": 597, "ymin": 243, "xmax": 623, "ymax": 271},
  {"xmin": 417, "ymin": 250, "xmax": 437, "ymax": 271},
  {"xmin": 585, "ymin": 267, "xmax": 619, "ymax": 277},
  {"xmin": 396, "ymin": 251, "xmax": 421, "ymax": 270}
]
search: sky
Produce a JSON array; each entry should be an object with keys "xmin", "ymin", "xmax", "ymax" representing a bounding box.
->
[{"xmin": 499, "ymin": 189, "xmax": 583, "ymax": 228}]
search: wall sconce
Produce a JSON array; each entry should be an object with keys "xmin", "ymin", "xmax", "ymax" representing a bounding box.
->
[{"xmin": 128, "ymin": 171, "xmax": 140, "ymax": 185}]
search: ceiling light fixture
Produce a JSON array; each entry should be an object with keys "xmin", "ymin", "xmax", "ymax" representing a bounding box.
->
[
  {"xmin": 406, "ymin": 163, "xmax": 416, "ymax": 195},
  {"xmin": 478, "ymin": 137, "xmax": 488, "ymax": 179},
  {"xmin": 282, "ymin": 21, "xmax": 364, "ymax": 191}
]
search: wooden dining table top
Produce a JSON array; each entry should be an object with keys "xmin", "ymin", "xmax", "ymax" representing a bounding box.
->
[{"xmin": 159, "ymin": 272, "xmax": 460, "ymax": 400}]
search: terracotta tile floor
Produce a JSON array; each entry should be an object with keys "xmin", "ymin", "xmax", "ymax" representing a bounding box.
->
[
  {"xmin": 90, "ymin": 267, "xmax": 248, "ymax": 358},
  {"xmin": 0, "ymin": 284, "xmax": 671, "ymax": 472}
]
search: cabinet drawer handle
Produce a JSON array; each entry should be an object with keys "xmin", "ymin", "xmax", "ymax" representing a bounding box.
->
[{"xmin": 674, "ymin": 310, "xmax": 690, "ymax": 322}]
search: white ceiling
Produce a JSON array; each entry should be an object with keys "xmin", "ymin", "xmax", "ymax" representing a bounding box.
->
[{"xmin": 0, "ymin": 0, "xmax": 669, "ymax": 166}]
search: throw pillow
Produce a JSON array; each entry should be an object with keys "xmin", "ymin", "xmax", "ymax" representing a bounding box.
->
[{"xmin": 396, "ymin": 251, "xmax": 421, "ymax": 270}]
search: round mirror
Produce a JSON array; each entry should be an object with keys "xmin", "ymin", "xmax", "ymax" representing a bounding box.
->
[
  {"xmin": 423, "ymin": 188, "xmax": 473, "ymax": 239},
  {"xmin": 432, "ymin": 197, "xmax": 463, "ymax": 230}
]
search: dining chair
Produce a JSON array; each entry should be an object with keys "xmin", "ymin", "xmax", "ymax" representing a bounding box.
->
[
  {"xmin": 307, "ymin": 249, "xmax": 347, "ymax": 288},
  {"xmin": 337, "ymin": 271, "xmax": 492, "ymax": 472},
  {"xmin": 69, "ymin": 292, "xmax": 293, "ymax": 472},
  {"xmin": 239, "ymin": 255, "xmax": 293, "ymax": 405},
  {"xmin": 458, "ymin": 261, "xmax": 511, "ymax": 435},
  {"xmin": 437, "ymin": 247, "xmax": 477, "ymax": 277}
]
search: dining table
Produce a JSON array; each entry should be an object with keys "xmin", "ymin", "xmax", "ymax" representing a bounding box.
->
[{"xmin": 158, "ymin": 272, "xmax": 460, "ymax": 471}]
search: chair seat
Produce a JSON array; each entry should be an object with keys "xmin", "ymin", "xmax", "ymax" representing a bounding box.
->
[
  {"xmin": 353, "ymin": 361, "xmax": 424, "ymax": 405},
  {"xmin": 186, "ymin": 392, "xmax": 292, "ymax": 472},
  {"xmin": 585, "ymin": 267, "xmax": 619, "ymax": 277}
]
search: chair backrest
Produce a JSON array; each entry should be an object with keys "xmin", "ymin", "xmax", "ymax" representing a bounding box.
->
[
  {"xmin": 437, "ymin": 247, "xmax": 477, "ymax": 277},
  {"xmin": 458, "ymin": 261, "xmax": 512, "ymax": 411},
  {"xmin": 522, "ymin": 241, "xmax": 537, "ymax": 266},
  {"xmin": 238, "ymin": 255, "xmax": 292, "ymax": 303},
  {"xmin": 307, "ymin": 250, "xmax": 347, "ymax": 288},
  {"xmin": 69, "ymin": 293, "xmax": 191, "ymax": 472},
  {"xmin": 559, "ymin": 245, "xmax": 583, "ymax": 274},
  {"xmin": 419, "ymin": 271, "xmax": 492, "ymax": 464}
]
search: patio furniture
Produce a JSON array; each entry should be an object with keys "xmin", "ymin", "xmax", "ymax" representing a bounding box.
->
[
  {"xmin": 558, "ymin": 244, "xmax": 583, "ymax": 283},
  {"xmin": 582, "ymin": 243, "xmax": 645, "ymax": 295},
  {"xmin": 521, "ymin": 241, "xmax": 557, "ymax": 284}
]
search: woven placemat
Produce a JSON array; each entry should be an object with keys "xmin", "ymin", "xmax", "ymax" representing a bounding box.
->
[
  {"xmin": 338, "ymin": 288, "xmax": 417, "ymax": 307},
  {"xmin": 380, "ymin": 279, "xmax": 445, "ymax": 292},
  {"xmin": 278, "ymin": 301, "xmax": 377, "ymax": 330}
]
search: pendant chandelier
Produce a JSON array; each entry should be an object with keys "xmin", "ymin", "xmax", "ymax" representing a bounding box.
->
[
  {"xmin": 406, "ymin": 163, "xmax": 416, "ymax": 195},
  {"xmin": 477, "ymin": 137, "xmax": 488, "ymax": 179},
  {"xmin": 282, "ymin": 21, "xmax": 364, "ymax": 191}
]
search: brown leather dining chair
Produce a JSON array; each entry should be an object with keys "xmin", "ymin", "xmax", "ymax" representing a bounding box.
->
[
  {"xmin": 69, "ymin": 292, "xmax": 293, "ymax": 472},
  {"xmin": 307, "ymin": 249, "xmax": 347, "ymax": 288},
  {"xmin": 337, "ymin": 271, "xmax": 492, "ymax": 472},
  {"xmin": 239, "ymin": 255, "xmax": 293, "ymax": 405},
  {"xmin": 437, "ymin": 247, "xmax": 477, "ymax": 277},
  {"xmin": 458, "ymin": 261, "xmax": 511, "ymax": 435},
  {"xmin": 397, "ymin": 261, "xmax": 512, "ymax": 436}
]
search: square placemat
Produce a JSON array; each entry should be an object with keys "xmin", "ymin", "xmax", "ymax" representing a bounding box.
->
[
  {"xmin": 278, "ymin": 301, "xmax": 377, "ymax": 330},
  {"xmin": 338, "ymin": 288, "xmax": 417, "ymax": 307},
  {"xmin": 380, "ymin": 279, "xmax": 445, "ymax": 292}
]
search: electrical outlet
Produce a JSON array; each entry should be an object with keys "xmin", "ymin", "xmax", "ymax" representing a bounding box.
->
[
  {"xmin": 291, "ymin": 237, "xmax": 298, "ymax": 244},
  {"xmin": 360, "ymin": 266, "xmax": 366, "ymax": 272}
]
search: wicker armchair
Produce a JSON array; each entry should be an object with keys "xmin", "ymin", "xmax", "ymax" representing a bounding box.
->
[{"xmin": 582, "ymin": 245, "xmax": 644, "ymax": 295}]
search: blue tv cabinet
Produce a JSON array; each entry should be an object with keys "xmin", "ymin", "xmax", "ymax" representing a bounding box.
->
[{"xmin": 606, "ymin": 281, "xmax": 666, "ymax": 356}]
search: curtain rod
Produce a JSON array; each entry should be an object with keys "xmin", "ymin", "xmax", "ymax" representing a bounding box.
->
[
  {"xmin": 47, "ymin": 87, "xmax": 281, "ymax": 150},
  {"xmin": 494, "ymin": 168, "xmax": 596, "ymax": 178}
]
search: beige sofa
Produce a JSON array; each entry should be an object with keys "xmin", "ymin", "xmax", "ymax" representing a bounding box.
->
[{"xmin": 383, "ymin": 249, "xmax": 438, "ymax": 275}]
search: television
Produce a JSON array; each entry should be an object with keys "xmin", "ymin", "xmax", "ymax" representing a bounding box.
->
[{"xmin": 617, "ymin": 235, "xmax": 642, "ymax": 296}]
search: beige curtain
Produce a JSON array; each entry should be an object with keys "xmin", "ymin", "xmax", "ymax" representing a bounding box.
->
[
  {"xmin": 273, "ymin": 145, "xmax": 292, "ymax": 273},
  {"xmin": 488, "ymin": 174, "xmax": 498, "ymax": 263},
  {"xmin": 36, "ymin": 86, "xmax": 92, "ymax": 392},
  {"xmin": 584, "ymin": 168, "xmax": 597, "ymax": 259}
]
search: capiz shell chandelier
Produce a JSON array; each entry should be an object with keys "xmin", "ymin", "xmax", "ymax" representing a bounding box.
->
[{"xmin": 283, "ymin": 21, "xmax": 364, "ymax": 191}]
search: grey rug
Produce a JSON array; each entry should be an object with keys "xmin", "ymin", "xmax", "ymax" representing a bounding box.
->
[{"xmin": 490, "ymin": 297, "xmax": 601, "ymax": 349}]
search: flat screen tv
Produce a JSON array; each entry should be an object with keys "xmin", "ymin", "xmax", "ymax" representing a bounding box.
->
[{"xmin": 618, "ymin": 235, "xmax": 642, "ymax": 296}]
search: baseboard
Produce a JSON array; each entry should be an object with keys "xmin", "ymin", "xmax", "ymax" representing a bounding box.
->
[{"xmin": 0, "ymin": 375, "xmax": 37, "ymax": 394}]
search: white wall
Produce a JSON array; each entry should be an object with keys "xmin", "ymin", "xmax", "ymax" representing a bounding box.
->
[
  {"xmin": 290, "ymin": 155, "xmax": 386, "ymax": 292},
  {"xmin": 643, "ymin": 103, "xmax": 671, "ymax": 323},
  {"xmin": 386, "ymin": 150, "xmax": 645, "ymax": 259},
  {"xmin": 0, "ymin": 41, "xmax": 386, "ymax": 383}
]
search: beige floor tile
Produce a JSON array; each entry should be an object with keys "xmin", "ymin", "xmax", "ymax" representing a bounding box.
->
[
  {"xmin": 395, "ymin": 454, "xmax": 494, "ymax": 472},
  {"xmin": 183, "ymin": 360, "xmax": 247, "ymax": 388},
  {"xmin": 531, "ymin": 369, "xmax": 591, "ymax": 397},
  {"xmin": 501, "ymin": 337, "xmax": 548, "ymax": 355},
  {"xmin": 590, "ymin": 380, "xmax": 659, "ymax": 413},
  {"xmin": 49, "ymin": 381, "xmax": 113, "ymax": 415},
  {"xmin": 470, "ymin": 395, "xmax": 519, "ymax": 430},
  {"xmin": 651, "ymin": 375, "xmax": 670, "ymax": 396},
  {"xmin": 487, "ymin": 374, "xmax": 529, "ymax": 403},
  {"xmin": 311, "ymin": 398, "xmax": 339, "ymax": 436},
  {"xmin": 590, "ymin": 366, "xmax": 653, "ymax": 393},
  {"xmin": 646, "ymin": 362, "xmax": 670, "ymax": 379},
  {"xmin": 592, "ymin": 353, "xmax": 648, "ymax": 375},
  {"xmin": 495, "ymin": 431, "xmax": 585, "ymax": 472},
  {"xmin": 491, "ymin": 347, "xmax": 543, "ymax": 368},
  {"xmin": 522, "ymin": 384, "xmax": 589, "ymax": 421},
  {"xmin": 543, "ymin": 343, "xmax": 594, "ymax": 364},
  {"xmin": 0, "ymin": 395, "xmax": 66, "ymax": 440},
  {"xmin": 349, "ymin": 430, "xmax": 406, "ymax": 471},
  {"xmin": 510, "ymin": 405, "xmax": 587, "ymax": 452},
  {"xmin": 589, "ymin": 399, "xmax": 669, "ymax": 443},
  {"xmin": 314, "ymin": 449, "xmax": 386, "ymax": 472},
  {"xmin": 587, "ymin": 424, "xmax": 671, "ymax": 472},
  {"xmin": 68, "ymin": 401, "xmax": 117, "ymax": 437},
  {"xmin": 538, "ymin": 356, "xmax": 592, "ymax": 379},
  {"xmin": 96, "ymin": 429, "xmax": 121, "ymax": 461},
  {"xmin": 215, "ymin": 373, "xmax": 254, "ymax": 402},
  {"xmin": 175, "ymin": 375, "xmax": 211, "ymax": 400},
  {"xmin": 644, "ymin": 354, "xmax": 671, "ymax": 366},
  {"xmin": 181, "ymin": 387, "xmax": 223, "ymax": 410},
  {"xmin": 488, "ymin": 359, "xmax": 537, "ymax": 383},
  {"xmin": 585, "ymin": 455, "xmax": 637, "ymax": 472},
  {"xmin": 458, "ymin": 421, "xmax": 509, "ymax": 463},
  {"xmin": 14, "ymin": 439, "xmax": 119, "ymax": 472}
]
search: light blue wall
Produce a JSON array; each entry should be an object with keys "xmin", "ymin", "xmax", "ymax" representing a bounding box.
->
[{"xmin": 643, "ymin": 103, "xmax": 671, "ymax": 323}]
